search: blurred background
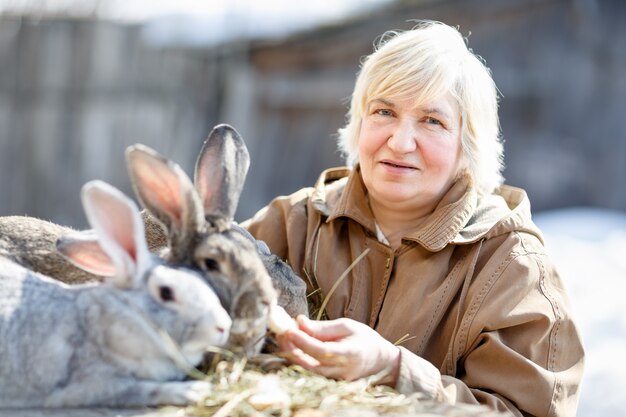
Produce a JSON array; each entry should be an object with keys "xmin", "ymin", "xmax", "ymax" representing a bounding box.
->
[{"xmin": 0, "ymin": 0, "xmax": 624, "ymax": 415}]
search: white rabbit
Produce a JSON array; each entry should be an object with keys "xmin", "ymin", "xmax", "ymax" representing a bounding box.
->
[
  {"xmin": 0, "ymin": 180, "xmax": 231, "ymax": 408},
  {"xmin": 0, "ymin": 124, "xmax": 309, "ymax": 355},
  {"xmin": 0, "ymin": 125, "xmax": 308, "ymax": 316},
  {"xmin": 126, "ymin": 124, "xmax": 308, "ymax": 356}
]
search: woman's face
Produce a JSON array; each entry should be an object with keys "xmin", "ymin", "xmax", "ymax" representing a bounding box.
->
[{"xmin": 358, "ymin": 92, "xmax": 464, "ymax": 215}]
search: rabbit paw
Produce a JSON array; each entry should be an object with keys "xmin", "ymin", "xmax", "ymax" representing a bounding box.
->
[{"xmin": 154, "ymin": 380, "xmax": 212, "ymax": 406}]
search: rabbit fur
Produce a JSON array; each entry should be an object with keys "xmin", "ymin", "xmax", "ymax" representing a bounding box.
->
[
  {"xmin": 0, "ymin": 181, "xmax": 231, "ymax": 408},
  {"xmin": 0, "ymin": 216, "xmax": 100, "ymax": 284},
  {"xmin": 0, "ymin": 124, "xmax": 309, "ymax": 354},
  {"xmin": 126, "ymin": 124, "xmax": 308, "ymax": 356}
]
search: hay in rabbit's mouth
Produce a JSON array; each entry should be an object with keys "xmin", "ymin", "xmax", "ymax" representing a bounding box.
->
[{"xmin": 186, "ymin": 357, "xmax": 502, "ymax": 417}]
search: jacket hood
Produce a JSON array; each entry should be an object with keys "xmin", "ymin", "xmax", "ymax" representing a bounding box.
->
[{"xmin": 310, "ymin": 166, "xmax": 544, "ymax": 251}]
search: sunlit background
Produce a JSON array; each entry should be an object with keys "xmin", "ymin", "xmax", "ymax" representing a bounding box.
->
[{"xmin": 0, "ymin": 1, "xmax": 625, "ymax": 416}]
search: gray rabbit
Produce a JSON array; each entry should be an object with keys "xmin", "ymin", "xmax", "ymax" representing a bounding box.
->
[
  {"xmin": 126, "ymin": 124, "xmax": 308, "ymax": 356},
  {"xmin": 0, "ymin": 180, "xmax": 231, "ymax": 408},
  {"xmin": 0, "ymin": 125, "xmax": 309, "ymax": 328}
]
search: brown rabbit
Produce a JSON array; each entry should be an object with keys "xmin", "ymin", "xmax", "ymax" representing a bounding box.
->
[
  {"xmin": 125, "ymin": 124, "xmax": 307, "ymax": 356},
  {"xmin": 0, "ymin": 124, "xmax": 309, "ymax": 355},
  {"xmin": 0, "ymin": 216, "xmax": 99, "ymax": 284}
]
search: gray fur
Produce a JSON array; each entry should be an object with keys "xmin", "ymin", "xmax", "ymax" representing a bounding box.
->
[
  {"xmin": 127, "ymin": 124, "xmax": 308, "ymax": 356},
  {"xmin": 0, "ymin": 124, "xmax": 308, "ymax": 356},
  {"xmin": 0, "ymin": 181, "xmax": 231, "ymax": 408}
]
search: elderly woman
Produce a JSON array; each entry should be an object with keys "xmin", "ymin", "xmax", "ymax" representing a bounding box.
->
[{"xmin": 244, "ymin": 21, "xmax": 584, "ymax": 416}]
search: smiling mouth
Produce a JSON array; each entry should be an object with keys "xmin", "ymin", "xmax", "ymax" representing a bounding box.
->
[{"xmin": 381, "ymin": 161, "xmax": 417, "ymax": 170}]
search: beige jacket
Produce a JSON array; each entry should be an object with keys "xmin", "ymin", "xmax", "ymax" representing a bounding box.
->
[{"xmin": 244, "ymin": 166, "xmax": 584, "ymax": 417}]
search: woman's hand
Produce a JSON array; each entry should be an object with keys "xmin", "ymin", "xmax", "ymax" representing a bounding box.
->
[{"xmin": 277, "ymin": 315, "xmax": 401, "ymax": 385}]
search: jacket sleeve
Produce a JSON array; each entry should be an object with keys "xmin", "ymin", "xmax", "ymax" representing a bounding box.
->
[
  {"xmin": 241, "ymin": 188, "xmax": 312, "ymax": 278},
  {"xmin": 396, "ymin": 237, "xmax": 585, "ymax": 417}
]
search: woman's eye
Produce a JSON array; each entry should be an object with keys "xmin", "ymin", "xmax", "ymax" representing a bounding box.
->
[
  {"xmin": 374, "ymin": 109, "xmax": 393, "ymax": 117},
  {"xmin": 425, "ymin": 117, "xmax": 443, "ymax": 126},
  {"xmin": 424, "ymin": 116, "xmax": 446, "ymax": 129}
]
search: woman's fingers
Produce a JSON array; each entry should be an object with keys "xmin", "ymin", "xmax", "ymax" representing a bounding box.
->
[
  {"xmin": 275, "ymin": 333, "xmax": 295, "ymax": 352},
  {"xmin": 296, "ymin": 316, "xmax": 353, "ymax": 341},
  {"xmin": 276, "ymin": 317, "xmax": 401, "ymax": 384},
  {"xmin": 288, "ymin": 347, "xmax": 321, "ymax": 368},
  {"xmin": 312, "ymin": 365, "xmax": 362, "ymax": 381},
  {"xmin": 285, "ymin": 329, "xmax": 357, "ymax": 380},
  {"xmin": 276, "ymin": 332, "xmax": 319, "ymax": 367},
  {"xmin": 288, "ymin": 327, "xmax": 337, "ymax": 358}
]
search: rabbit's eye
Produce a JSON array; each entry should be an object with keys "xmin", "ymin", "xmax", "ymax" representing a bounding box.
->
[
  {"xmin": 203, "ymin": 258, "xmax": 221, "ymax": 273},
  {"xmin": 159, "ymin": 285, "xmax": 176, "ymax": 302}
]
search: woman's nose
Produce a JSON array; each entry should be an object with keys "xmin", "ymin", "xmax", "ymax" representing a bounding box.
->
[{"xmin": 387, "ymin": 120, "xmax": 418, "ymax": 153}]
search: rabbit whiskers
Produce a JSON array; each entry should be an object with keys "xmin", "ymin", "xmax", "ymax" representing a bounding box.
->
[{"xmin": 115, "ymin": 290, "xmax": 226, "ymax": 381}]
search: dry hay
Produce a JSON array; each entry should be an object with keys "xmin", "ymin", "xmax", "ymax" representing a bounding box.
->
[
  {"xmin": 186, "ymin": 356, "xmax": 502, "ymax": 417},
  {"xmin": 182, "ymin": 250, "xmax": 502, "ymax": 416}
]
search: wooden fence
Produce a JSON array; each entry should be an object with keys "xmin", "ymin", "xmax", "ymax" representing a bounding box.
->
[{"xmin": 1, "ymin": 0, "xmax": 625, "ymax": 229}]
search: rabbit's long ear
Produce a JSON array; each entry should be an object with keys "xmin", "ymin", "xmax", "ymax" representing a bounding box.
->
[
  {"xmin": 81, "ymin": 180, "xmax": 148, "ymax": 287},
  {"xmin": 195, "ymin": 124, "xmax": 250, "ymax": 227},
  {"xmin": 56, "ymin": 231, "xmax": 115, "ymax": 276},
  {"xmin": 126, "ymin": 144, "xmax": 204, "ymax": 257}
]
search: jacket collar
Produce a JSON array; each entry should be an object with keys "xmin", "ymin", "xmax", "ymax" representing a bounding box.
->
[{"xmin": 313, "ymin": 166, "xmax": 541, "ymax": 252}]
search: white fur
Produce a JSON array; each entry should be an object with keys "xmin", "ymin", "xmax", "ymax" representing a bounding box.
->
[{"xmin": 0, "ymin": 181, "xmax": 231, "ymax": 408}]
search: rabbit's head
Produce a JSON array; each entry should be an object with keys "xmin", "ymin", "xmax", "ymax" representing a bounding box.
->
[
  {"xmin": 57, "ymin": 180, "xmax": 232, "ymax": 370},
  {"xmin": 126, "ymin": 125, "xmax": 277, "ymax": 356}
]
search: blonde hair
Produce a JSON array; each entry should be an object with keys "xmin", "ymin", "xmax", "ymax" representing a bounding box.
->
[{"xmin": 337, "ymin": 21, "xmax": 504, "ymax": 196}]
